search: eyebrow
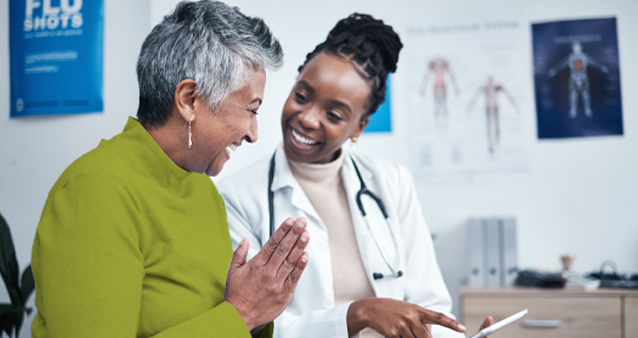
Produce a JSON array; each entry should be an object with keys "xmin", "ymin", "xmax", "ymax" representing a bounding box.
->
[
  {"xmin": 251, "ymin": 98, "xmax": 262, "ymax": 106},
  {"xmin": 328, "ymin": 99, "xmax": 352, "ymax": 115}
]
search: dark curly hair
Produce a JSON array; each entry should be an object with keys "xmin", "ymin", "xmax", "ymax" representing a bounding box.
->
[{"xmin": 298, "ymin": 13, "xmax": 403, "ymax": 117}]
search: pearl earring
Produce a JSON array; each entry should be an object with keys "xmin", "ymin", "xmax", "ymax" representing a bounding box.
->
[
  {"xmin": 188, "ymin": 117, "xmax": 194, "ymax": 148},
  {"xmin": 351, "ymin": 137, "xmax": 358, "ymax": 148}
]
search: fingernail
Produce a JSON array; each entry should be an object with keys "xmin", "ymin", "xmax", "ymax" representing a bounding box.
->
[
  {"xmin": 300, "ymin": 233, "xmax": 309, "ymax": 242},
  {"xmin": 301, "ymin": 254, "xmax": 308, "ymax": 263},
  {"xmin": 458, "ymin": 323, "xmax": 467, "ymax": 331}
]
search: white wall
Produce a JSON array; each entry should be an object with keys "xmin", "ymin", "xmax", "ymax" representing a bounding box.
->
[
  {"xmin": 1, "ymin": 0, "xmax": 636, "ymax": 336},
  {"xmin": 0, "ymin": 0, "xmax": 151, "ymax": 336}
]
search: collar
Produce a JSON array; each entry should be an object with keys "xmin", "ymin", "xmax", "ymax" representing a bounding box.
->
[{"xmin": 270, "ymin": 144, "xmax": 374, "ymax": 193}]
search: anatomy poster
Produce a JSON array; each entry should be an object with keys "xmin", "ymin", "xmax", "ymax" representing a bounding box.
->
[
  {"xmin": 10, "ymin": 0, "xmax": 104, "ymax": 117},
  {"xmin": 532, "ymin": 18, "xmax": 623, "ymax": 139},
  {"xmin": 403, "ymin": 17, "xmax": 533, "ymax": 184}
]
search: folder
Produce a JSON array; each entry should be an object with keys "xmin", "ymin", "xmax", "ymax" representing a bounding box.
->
[
  {"xmin": 485, "ymin": 218, "xmax": 501, "ymax": 287},
  {"xmin": 500, "ymin": 218, "xmax": 518, "ymax": 286},
  {"xmin": 466, "ymin": 218, "xmax": 484, "ymax": 287}
]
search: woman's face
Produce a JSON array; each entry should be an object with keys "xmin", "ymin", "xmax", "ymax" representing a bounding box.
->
[
  {"xmin": 281, "ymin": 52, "xmax": 371, "ymax": 164},
  {"xmin": 191, "ymin": 69, "xmax": 266, "ymax": 176}
]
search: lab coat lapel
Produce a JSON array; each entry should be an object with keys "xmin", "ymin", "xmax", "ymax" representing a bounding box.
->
[
  {"xmin": 271, "ymin": 145, "xmax": 322, "ymax": 225},
  {"xmin": 341, "ymin": 152, "xmax": 377, "ymax": 289},
  {"xmin": 342, "ymin": 151, "xmax": 403, "ymax": 299}
]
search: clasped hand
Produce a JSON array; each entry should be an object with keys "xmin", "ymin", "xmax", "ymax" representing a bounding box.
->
[{"xmin": 224, "ymin": 217, "xmax": 310, "ymax": 332}]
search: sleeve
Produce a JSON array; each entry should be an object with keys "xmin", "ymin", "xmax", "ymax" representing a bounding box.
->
[
  {"xmin": 394, "ymin": 166, "xmax": 465, "ymax": 338},
  {"xmin": 221, "ymin": 179, "xmax": 351, "ymax": 338},
  {"xmin": 273, "ymin": 304, "xmax": 351, "ymax": 338},
  {"xmin": 220, "ymin": 181, "xmax": 264, "ymax": 258},
  {"xmin": 32, "ymin": 174, "xmax": 258, "ymax": 338}
]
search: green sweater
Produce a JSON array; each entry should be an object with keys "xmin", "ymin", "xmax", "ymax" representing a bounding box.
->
[{"xmin": 32, "ymin": 117, "xmax": 273, "ymax": 338}]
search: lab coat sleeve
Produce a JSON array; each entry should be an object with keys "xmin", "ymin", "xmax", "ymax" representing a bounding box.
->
[
  {"xmin": 274, "ymin": 303, "xmax": 352, "ymax": 338},
  {"xmin": 394, "ymin": 166, "xmax": 465, "ymax": 338},
  {"xmin": 32, "ymin": 174, "xmax": 257, "ymax": 338},
  {"xmin": 219, "ymin": 181, "xmax": 264, "ymax": 259}
]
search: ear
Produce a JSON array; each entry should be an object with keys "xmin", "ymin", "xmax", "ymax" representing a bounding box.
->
[
  {"xmin": 173, "ymin": 79, "xmax": 199, "ymax": 122},
  {"xmin": 351, "ymin": 115, "xmax": 370, "ymax": 140}
]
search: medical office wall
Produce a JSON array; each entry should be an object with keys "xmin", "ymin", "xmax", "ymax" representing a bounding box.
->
[
  {"xmin": 0, "ymin": 1, "xmax": 152, "ymax": 337},
  {"xmin": 0, "ymin": 1, "xmax": 635, "ymax": 337}
]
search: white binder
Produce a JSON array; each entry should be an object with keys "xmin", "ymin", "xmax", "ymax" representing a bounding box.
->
[
  {"xmin": 466, "ymin": 218, "xmax": 484, "ymax": 287},
  {"xmin": 485, "ymin": 218, "xmax": 501, "ymax": 287},
  {"xmin": 501, "ymin": 218, "xmax": 518, "ymax": 286}
]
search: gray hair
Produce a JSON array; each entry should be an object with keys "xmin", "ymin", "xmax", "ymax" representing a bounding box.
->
[{"xmin": 136, "ymin": 0, "xmax": 283, "ymax": 127}]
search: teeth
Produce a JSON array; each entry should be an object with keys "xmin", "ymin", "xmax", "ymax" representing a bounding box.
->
[
  {"xmin": 292, "ymin": 129, "xmax": 318, "ymax": 146},
  {"xmin": 226, "ymin": 144, "xmax": 237, "ymax": 156}
]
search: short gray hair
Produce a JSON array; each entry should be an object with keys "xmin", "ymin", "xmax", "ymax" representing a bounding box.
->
[{"xmin": 136, "ymin": 0, "xmax": 283, "ymax": 127}]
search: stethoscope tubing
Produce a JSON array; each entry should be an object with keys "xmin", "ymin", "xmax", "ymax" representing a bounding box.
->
[{"xmin": 267, "ymin": 150, "xmax": 402, "ymax": 279}]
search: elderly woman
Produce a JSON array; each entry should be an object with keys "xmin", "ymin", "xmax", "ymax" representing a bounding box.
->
[{"xmin": 31, "ymin": 1, "xmax": 309, "ymax": 337}]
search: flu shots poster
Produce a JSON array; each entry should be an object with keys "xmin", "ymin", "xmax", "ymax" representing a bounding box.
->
[{"xmin": 10, "ymin": 0, "xmax": 104, "ymax": 117}]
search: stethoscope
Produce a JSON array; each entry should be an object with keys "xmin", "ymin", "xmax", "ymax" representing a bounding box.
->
[{"xmin": 267, "ymin": 150, "xmax": 403, "ymax": 280}]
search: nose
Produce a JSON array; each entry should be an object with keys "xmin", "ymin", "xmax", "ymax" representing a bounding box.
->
[
  {"xmin": 244, "ymin": 116, "xmax": 258, "ymax": 143},
  {"xmin": 297, "ymin": 104, "xmax": 321, "ymax": 130}
]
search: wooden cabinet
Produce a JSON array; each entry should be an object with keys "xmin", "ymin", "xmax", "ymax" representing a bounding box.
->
[
  {"xmin": 460, "ymin": 287, "xmax": 638, "ymax": 338},
  {"xmin": 626, "ymin": 295, "xmax": 638, "ymax": 338}
]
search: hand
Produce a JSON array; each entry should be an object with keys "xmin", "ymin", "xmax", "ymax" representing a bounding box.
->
[
  {"xmin": 224, "ymin": 217, "xmax": 310, "ymax": 331},
  {"xmin": 347, "ymin": 298, "xmax": 467, "ymax": 338},
  {"xmin": 474, "ymin": 316, "xmax": 493, "ymax": 336}
]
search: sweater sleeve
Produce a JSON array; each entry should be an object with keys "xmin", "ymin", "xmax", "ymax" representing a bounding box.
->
[{"xmin": 32, "ymin": 174, "xmax": 258, "ymax": 338}]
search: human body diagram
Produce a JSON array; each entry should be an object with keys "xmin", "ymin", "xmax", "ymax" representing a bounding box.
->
[
  {"xmin": 467, "ymin": 76, "xmax": 518, "ymax": 154},
  {"xmin": 419, "ymin": 57, "xmax": 459, "ymax": 123},
  {"xmin": 547, "ymin": 41, "xmax": 609, "ymax": 118}
]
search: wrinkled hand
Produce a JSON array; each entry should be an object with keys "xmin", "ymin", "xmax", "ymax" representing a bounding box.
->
[
  {"xmin": 347, "ymin": 298, "xmax": 467, "ymax": 338},
  {"xmin": 224, "ymin": 217, "xmax": 310, "ymax": 331}
]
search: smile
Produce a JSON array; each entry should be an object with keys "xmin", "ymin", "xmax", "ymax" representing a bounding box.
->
[
  {"xmin": 226, "ymin": 144, "xmax": 237, "ymax": 157},
  {"xmin": 291, "ymin": 129, "xmax": 319, "ymax": 146}
]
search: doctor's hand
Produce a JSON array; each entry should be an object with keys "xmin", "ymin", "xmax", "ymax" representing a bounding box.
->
[
  {"xmin": 224, "ymin": 217, "xmax": 310, "ymax": 332},
  {"xmin": 347, "ymin": 298, "xmax": 467, "ymax": 338},
  {"xmin": 473, "ymin": 316, "xmax": 493, "ymax": 336}
]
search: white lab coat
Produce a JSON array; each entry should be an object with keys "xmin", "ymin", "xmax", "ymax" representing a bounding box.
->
[{"xmin": 217, "ymin": 145, "xmax": 463, "ymax": 338}]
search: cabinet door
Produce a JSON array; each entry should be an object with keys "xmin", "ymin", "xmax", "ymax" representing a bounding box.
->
[
  {"xmin": 626, "ymin": 297, "xmax": 638, "ymax": 338},
  {"xmin": 463, "ymin": 297, "xmax": 621, "ymax": 338}
]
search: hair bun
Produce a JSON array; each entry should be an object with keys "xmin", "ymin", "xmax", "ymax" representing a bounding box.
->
[{"xmin": 327, "ymin": 13, "xmax": 403, "ymax": 73}]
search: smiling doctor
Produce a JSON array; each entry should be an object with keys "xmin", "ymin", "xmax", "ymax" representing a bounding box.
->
[{"xmin": 218, "ymin": 13, "xmax": 491, "ymax": 338}]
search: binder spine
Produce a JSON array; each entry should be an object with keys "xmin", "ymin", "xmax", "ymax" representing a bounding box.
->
[
  {"xmin": 485, "ymin": 218, "xmax": 501, "ymax": 287},
  {"xmin": 466, "ymin": 218, "xmax": 484, "ymax": 287}
]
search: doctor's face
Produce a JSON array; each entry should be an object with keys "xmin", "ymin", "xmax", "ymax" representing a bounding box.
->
[{"xmin": 281, "ymin": 52, "xmax": 370, "ymax": 164}]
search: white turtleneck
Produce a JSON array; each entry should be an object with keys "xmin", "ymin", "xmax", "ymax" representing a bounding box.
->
[{"xmin": 288, "ymin": 150, "xmax": 381, "ymax": 338}]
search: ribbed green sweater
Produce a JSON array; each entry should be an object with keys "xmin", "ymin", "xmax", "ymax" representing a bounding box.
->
[{"xmin": 32, "ymin": 117, "xmax": 273, "ymax": 337}]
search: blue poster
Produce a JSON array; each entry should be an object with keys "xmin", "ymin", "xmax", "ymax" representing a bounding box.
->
[
  {"xmin": 10, "ymin": 0, "xmax": 104, "ymax": 117},
  {"xmin": 364, "ymin": 75, "xmax": 392, "ymax": 133},
  {"xmin": 532, "ymin": 18, "xmax": 623, "ymax": 139}
]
